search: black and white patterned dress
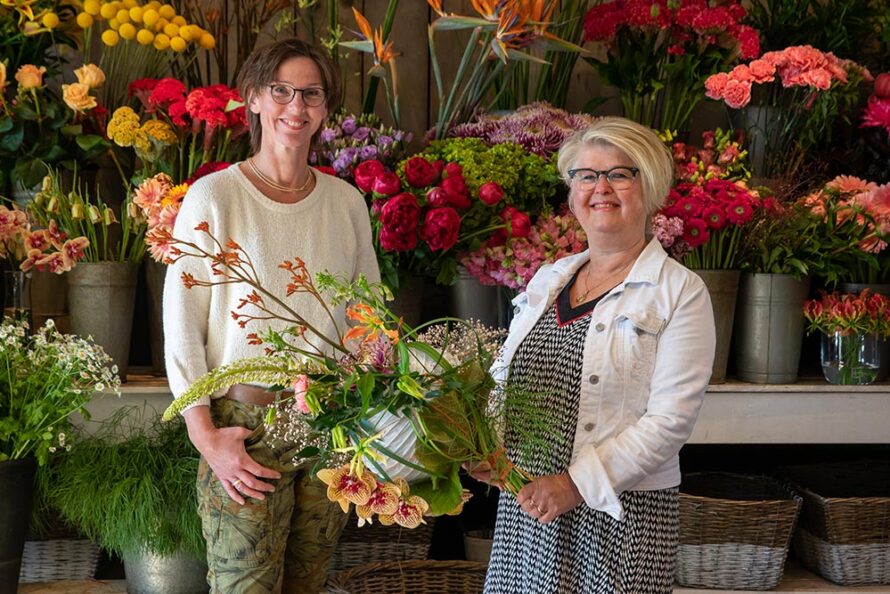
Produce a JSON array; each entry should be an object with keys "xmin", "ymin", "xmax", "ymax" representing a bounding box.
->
[{"xmin": 484, "ymin": 272, "xmax": 679, "ymax": 594}]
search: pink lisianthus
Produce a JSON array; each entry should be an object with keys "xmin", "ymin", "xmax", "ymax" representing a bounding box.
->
[{"xmin": 292, "ymin": 375, "xmax": 311, "ymax": 414}]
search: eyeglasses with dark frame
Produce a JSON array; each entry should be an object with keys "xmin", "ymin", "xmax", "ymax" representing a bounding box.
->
[
  {"xmin": 267, "ymin": 83, "xmax": 327, "ymax": 107},
  {"xmin": 567, "ymin": 166, "xmax": 640, "ymax": 191}
]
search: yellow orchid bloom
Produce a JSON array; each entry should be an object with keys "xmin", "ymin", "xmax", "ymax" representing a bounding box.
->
[
  {"xmin": 378, "ymin": 478, "xmax": 431, "ymax": 529},
  {"xmin": 1, "ymin": 0, "xmax": 37, "ymax": 24},
  {"xmin": 316, "ymin": 465, "xmax": 376, "ymax": 513},
  {"xmin": 355, "ymin": 480, "xmax": 400, "ymax": 525}
]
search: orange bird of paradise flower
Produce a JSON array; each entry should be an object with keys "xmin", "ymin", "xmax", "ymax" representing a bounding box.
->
[{"xmin": 352, "ymin": 7, "xmax": 398, "ymax": 67}]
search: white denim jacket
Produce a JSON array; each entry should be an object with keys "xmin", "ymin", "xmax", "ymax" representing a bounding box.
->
[{"xmin": 492, "ymin": 238, "xmax": 716, "ymax": 520}]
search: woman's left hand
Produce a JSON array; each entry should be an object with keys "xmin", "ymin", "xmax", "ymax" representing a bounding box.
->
[{"xmin": 517, "ymin": 473, "xmax": 583, "ymax": 524}]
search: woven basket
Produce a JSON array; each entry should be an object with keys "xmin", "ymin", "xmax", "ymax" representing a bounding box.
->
[
  {"xmin": 677, "ymin": 472, "xmax": 802, "ymax": 591},
  {"xmin": 19, "ymin": 539, "xmax": 101, "ymax": 583},
  {"xmin": 328, "ymin": 512, "xmax": 434, "ymax": 572},
  {"xmin": 327, "ymin": 559, "xmax": 487, "ymax": 594},
  {"xmin": 781, "ymin": 460, "xmax": 890, "ymax": 586}
]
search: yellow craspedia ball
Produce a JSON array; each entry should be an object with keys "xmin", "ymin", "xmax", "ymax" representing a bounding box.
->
[
  {"xmin": 119, "ymin": 22, "xmax": 137, "ymax": 40},
  {"xmin": 169, "ymin": 35, "xmax": 186, "ymax": 52},
  {"xmin": 116, "ymin": 8, "xmax": 130, "ymax": 22},
  {"xmin": 99, "ymin": 2, "xmax": 117, "ymax": 19},
  {"xmin": 136, "ymin": 28, "xmax": 153, "ymax": 45},
  {"xmin": 158, "ymin": 4, "xmax": 175, "ymax": 19},
  {"xmin": 41, "ymin": 12, "xmax": 60, "ymax": 28},
  {"xmin": 163, "ymin": 22, "xmax": 179, "ymax": 37},
  {"xmin": 84, "ymin": 0, "xmax": 101, "ymax": 15},
  {"xmin": 121, "ymin": 0, "xmax": 137, "ymax": 8},
  {"xmin": 199, "ymin": 32, "xmax": 215, "ymax": 50},
  {"xmin": 108, "ymin": 17, "xmax": 120, "ymax": 29},
  {"xmin": 76, "ymin": 11, "xmax": 94, "ymax": 28},
  {"xmin": 101, "ymin": 29, "xmax": 120, "ymax": 46},
  {"xmin": 152, "ymin": 32, "xmax": 170, "ymax": 50},
  {"xmin": 128, "ymin": 6, "xmax": 143, "ymax": 22},
  {"xmin": 171, "ymin": 15, "xmax": 186, "ymax": 26},
  {"xmin": 146, "ymin": 0, "xmax": 160, "ymax": 9},
  {"xmin": 178, "ymin": 24, "xmax": 195, "ymax": 41},
  {"xmin": 142, "ymin": 8, "xmax": 158, "ymax": 27}
]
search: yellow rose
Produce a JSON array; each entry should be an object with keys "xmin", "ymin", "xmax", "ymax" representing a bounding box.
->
[
  {"xmin": 62, "ymin": 83, "xmax": 98, "ymax": 113},
  {"xmin": 15, "ymin": 64, "xmax": 46, "ymax": 90},
  {"xmin": 74, "ymin": 64, "xmax": 105, "ymax": 89}
]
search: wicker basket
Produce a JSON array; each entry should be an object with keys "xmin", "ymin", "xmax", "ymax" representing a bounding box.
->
[
  {"xmin": 780, "ymin": 460, "xmax": 890, "ymax": 586},
  {"xmin": 18, "ymin": 539, "xmax": 101, "ymax": 583},
  {"xmin": 328, "ymin": 512, "xmax": 435, "ymax": 572},
  {"xmin": 677, "ymin": 472, "xmax": 802, "ymax": 591},
  {"xmin": 327, "ymin": 559, "xmax": 487, "ymax": 594}
]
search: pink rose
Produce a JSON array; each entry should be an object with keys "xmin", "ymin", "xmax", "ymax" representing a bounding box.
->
[
  {"xmin": 372, "ymin": 172, "xmax": 402, "ymax": 197},
  {"xmin": 479, "ymin": 181, "xmax": 504, "ymax": 206},
  {"xmin": 354, "ymin": 159, "xmax": 385, "ymax": 193},
  {"xmin": 420, "ymin": 207, "xmax": 461, "ymax": 251},
  {"xmin": 404, "ymin": 156, "xmax": 439, "ymax": 188},
  {"xmin": 292, "ymin": 375, "xmax": 311, "ymax": 414}
]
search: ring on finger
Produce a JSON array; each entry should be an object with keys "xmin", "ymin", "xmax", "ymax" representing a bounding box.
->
[
  {"xmin": 232, "ymin": 479, "xmax": 243, "ymax": 489},
  {"xmin": 536, "ymin": 505, "xmax": 545, "ymax": 514}
]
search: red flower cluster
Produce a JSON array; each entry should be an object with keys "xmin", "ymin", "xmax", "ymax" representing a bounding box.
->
[
  {"xmin": 804, "ymin": 289, "xmax": 890, "ymax": 337},
  {"xmin": 584, "ymin": 0, "xmax": 759, "ymax": 60},
  {"xmin": 662, "ymin": 179, "xmax": 761, "ymax": 249},
  {"xmin": 354, "ymin": 157, "xmax": 529, "ymax": 255},
  {"xmin": 129, "ymin": 77, "xmax": 247, "ymax": 131}
]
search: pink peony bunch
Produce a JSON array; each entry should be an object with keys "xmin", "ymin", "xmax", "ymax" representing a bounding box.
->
[{"xmin": 460, "ymin": 207, "xmax": 586, "ymax": 290}]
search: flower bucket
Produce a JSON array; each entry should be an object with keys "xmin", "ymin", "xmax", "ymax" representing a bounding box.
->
[
  {"xmin": 123, "ymin": 548, "xmax": 208, "ymax": 594},
  {"xmin": 734, "ymin": 273, "xmax": 810, "ymax": 384},
  {"xmin": 692, "ymin": 269, "xmax": 740, "ymax": 383},
  {"xmin": 450, "ymin": 267, "xmax": 500, "ymax": 328},
  {"xmin": 67, "ymin": 261, "xmax": 138, "ymax": 381},
  {"xmin": 145, "ymin": 258, "xmax": 167, "ymax": 376},
  {"xmin": 0, "ymin": 457, "xmax": 37, "ymax": 593}
]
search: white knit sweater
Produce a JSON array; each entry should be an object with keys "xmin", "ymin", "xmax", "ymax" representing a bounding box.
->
[{"xmin": 163, "ymin": 164, "xmax": 380, "ymax": 409}]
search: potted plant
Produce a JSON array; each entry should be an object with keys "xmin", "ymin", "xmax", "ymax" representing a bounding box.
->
[
  {"xmin": 46, "ymin": 406, "xmax": 207, "ymax": 594},
  {"xmin": 0, "ymin": 317, "xmax": 119, "ymax": 593},
  {"xmin": 803, "ymin": 289, "xmax": 890, "ymax": 385}
]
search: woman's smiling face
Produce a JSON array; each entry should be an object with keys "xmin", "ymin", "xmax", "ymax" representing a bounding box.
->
[
  {"xmin": 569, "ymin": 143, "xmax": 648, "ymax": 243},
  {"xmin": 250, "ymin": 56, "xmax": 328, "ymax": 152}
]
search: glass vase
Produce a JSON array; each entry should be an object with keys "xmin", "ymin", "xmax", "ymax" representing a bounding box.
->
[
  {"xmin": 3, "ymin": 270, "xmax": 32, "ymax": 329},
  {"xmin": 820, "ymin": 331, "xmax": 883, "ymax": 385}
]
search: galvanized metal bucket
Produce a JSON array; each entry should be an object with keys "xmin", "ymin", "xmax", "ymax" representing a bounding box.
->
[{"xmin": 123, "ymin": 548, "xmax": 208, "ymax": 594}]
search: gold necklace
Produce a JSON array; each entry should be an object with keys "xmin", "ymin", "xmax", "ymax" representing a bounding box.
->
[
  {"xmin": 573, "ymin": 260, "xmax": 632, "ymax": 305},
  {"xmin": 248, "ymin": 158, "xmax": 314, "ymax": 193}
]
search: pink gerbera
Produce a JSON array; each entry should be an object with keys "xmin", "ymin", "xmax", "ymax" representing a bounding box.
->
[{"xmin": 825, "ymin": 175, "xmax": 877, "ymax": 195}]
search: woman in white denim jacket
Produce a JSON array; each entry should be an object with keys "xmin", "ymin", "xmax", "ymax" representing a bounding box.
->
[{"xmin": 482, "ymin": 117, "xmax": 716, "ymax": 594}]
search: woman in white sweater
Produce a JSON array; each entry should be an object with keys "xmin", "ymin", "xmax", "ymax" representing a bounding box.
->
[{"xmin": 163, "ymin": 39, "xmax": 379, "ymax": 593}]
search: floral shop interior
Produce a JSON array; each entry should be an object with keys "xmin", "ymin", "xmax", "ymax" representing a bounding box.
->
[{"xmin": 3, "ymin": 0, "xmax": 890, "ymax": 593}]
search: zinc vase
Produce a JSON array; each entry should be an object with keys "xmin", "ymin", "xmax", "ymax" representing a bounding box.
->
[
  {"xmin": 145, "ymin": 258, "xmax": 167, "ymax": 376},
  {"xmin": 123, "ymin": 548, "xmax": 209, "ymax": 594},
  {"xmin": 67, "ymin": 261, "xmax": 139, "ymax": 381},
  {"xmin": 389, "ymin": 275, "xmax": 425, "ymax": 328},
  {"xmin": 820, "ymin": 331, "xmax": 883, "ymax": 386},
  {"xmin": 692, "ymin": 269, "xmax": 741, "ymax": 384},
  {"xmin": 733, "ymin": 273, "xmax": 811, "ymax": 384},
  {"xmin": 450, "ymin": 267, "xmax": 500, "ymax": 328},
  {"xmin": 2, "ymin": 269, "xmax": 32, "ymax": 329}
]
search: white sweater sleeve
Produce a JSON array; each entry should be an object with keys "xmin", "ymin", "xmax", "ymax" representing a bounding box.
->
[{"xmin": 163, "ymin": 184, "xmax": 215, "ymax": 407}]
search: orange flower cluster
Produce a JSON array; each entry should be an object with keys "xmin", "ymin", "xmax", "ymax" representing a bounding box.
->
[{"xmin": 317, "ymin": 465, "xmax": 430, "ymax": 529}]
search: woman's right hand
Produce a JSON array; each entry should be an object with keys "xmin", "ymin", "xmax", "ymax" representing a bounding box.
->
[{"xmin": 183, "ymin": 406, "xmax": 282, "ymax": 505}]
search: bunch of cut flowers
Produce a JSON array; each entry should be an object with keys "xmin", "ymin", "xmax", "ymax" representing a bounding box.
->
[
  {"xmin": 704, "ymin": 45, "xmax": 872, "ymax": 179},
  {"xmin": 311, "ymin": 110, "xmax": 411, "ymax": 180},
  {"xmin": 797, "ymin": 175, "xmax": 890, "ymax": 285},
  {"xmin": 662, "ymin": 128, "xmax": 749, "ymax": 184},
  {"xmin": 0, "ymin": 317, "xmax": 121, "ymax": 466},
  {"xmin": 0, "ymin": 201, "xmax": 90, "ymax": 274},
  {"xmin": 859, "ymin": 72, "xmax": 890, "ymax": 184},
  {"xmin": 582, "ymin": 0, "xmax": 759, "ymax": 132},
  {"xmin": 449, "ymin": 102, "xmax": 596, "ymax": 160},
  {"xmin": 460, "ymin": 205, "xmax": 587, "ymax": 290},
  {"xmin": 158, "ymin": 223, "xmax": 552, "ymax": 527}
]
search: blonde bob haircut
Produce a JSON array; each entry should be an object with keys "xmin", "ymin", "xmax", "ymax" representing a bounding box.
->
[{"xmin": 556, "ymin": 117, "xmax": 674, "ymax": 219}]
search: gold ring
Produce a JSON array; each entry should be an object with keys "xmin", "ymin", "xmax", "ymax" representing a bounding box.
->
[
  {"xmin": 536, "ymin": 505, "xmax": 545, "ymax": 514},
  {"xmin": 232, "ymin": 479, "xmax": 243, "ymax": 489}
]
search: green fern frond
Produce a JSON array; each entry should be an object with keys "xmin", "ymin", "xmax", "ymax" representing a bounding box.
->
[{"xmin": 162, "ymin": 357, "xmax": 302, "ymax": 421}]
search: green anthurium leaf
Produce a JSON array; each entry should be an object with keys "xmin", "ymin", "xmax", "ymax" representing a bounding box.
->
[
  {"xmin": 0, "ymin": 124, "xmax": 24, "ymax": 153},
  {"xmin": 409, "ymin": 465, "xmax": 464, "ymax": 516},
  {"xmin": 15, "ymin": 158, "xmax": 48, "ymax": 188},
  {"xmin": 432, "ymin": 16, "xmax": 492, "ymax": 31},
  {"xmin": 76, "ymin": 134, "xmax": 105, "ymax": 151}
]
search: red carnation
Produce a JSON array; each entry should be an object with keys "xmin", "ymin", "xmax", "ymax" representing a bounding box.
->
[
  {"xmin": 404, "ymin": 156, "xmax": 439, "ymax": 188},
  {"xmin": 148, "ymin": 78, "xmax": 187, "ymax": 108},
  {"xmin": 354, "ymin": 160, "xmax": 385, "ymax": 193},
  {"xmin": 420, "ymin": 207, "xmax": 461, "ymax": 251},
  {"xmin": 478, "ymin": 181, "xmax": 504, "ymax": 206},
  {"xmin": 373, "ymin": 172, "xmax": 402, "ymax": 197}
]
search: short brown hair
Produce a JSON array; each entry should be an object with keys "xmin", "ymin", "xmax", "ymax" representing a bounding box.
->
[{"xmin": 236, "ymin": 38, "xmax": 341, "ymax": 154}]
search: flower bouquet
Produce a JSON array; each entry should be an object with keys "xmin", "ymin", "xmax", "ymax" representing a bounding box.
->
[
  {"xmin": 311, "ymin": 111, "xmax": 411, "ymax": 181},
  {"xmin": 0, "ymin": 318, "xmax": 121, "ymax": 466},
  {"xmin": 460, "ymin": 205, "xmax": 587, "ymax": 290},
  {"xmin": 449, "ymin": 101, "xmax": 596, "ymax": 159},
  {"xmin": 797, "ymin": 175, "xmax": 890, "ymax": 285},
  {"xmin": 803, "ymin": 289, "xmax": 890, "ymax": 385},
  {"xmin": 582, "ymin": 0, "xmax": 759, "ymax": 132},
  {"xmin": 159, "ymin": 224, "xmax": 553, "ymax": 527},
  {"xmin": 0, "ymin": 202, "xmax": 90, "ymax": 274},
  {"xmin": 705, "ymin": 45, "xmax": 871, "ymax": 180}
]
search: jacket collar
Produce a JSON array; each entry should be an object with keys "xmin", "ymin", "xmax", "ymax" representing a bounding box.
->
[{"xmin": 523, "ymin": 237, "xmax": 669, "ymax": 308}]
